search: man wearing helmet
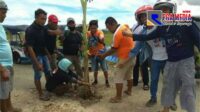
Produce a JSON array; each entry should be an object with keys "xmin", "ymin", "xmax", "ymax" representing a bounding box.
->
[
  {"xmin": 131, "ymin": 5, "xmax": 151, "ymax": 91},
  {"xmin": 122, "ymin": 5, "xmax": 168, "ymax": 107},
  {"xmin": 123, "ymin": 0, "xmax": 199, "ymax": 112},
  {"xmin": 45, "ymin": 58, "xmax": 90, "ymax": 96}
]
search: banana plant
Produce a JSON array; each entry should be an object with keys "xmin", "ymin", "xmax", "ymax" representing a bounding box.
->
[{"xmin": 80, "ymin": 0, "xmax": 93, "ymax": 82}]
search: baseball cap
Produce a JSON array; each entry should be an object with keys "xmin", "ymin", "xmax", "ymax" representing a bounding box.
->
[
  {"xmin": 67, "ymin": 17, "xmax": 75, "ymax": 24},
  {"xmin": 58, "ymin": 58, "xmax": 72, "ymax": 73},
  {"xmin": 0, "ymin": 0, "xmax": 8, "ymax": 10},
  {"xmin": 48, "ymin": 14, "xmax": 59, "ymax": 24}
]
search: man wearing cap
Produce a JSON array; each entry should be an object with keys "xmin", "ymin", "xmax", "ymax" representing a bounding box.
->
[
  {"xmin": 0, "ymin": 0, "xmax": 21, "ymax": 111},
  {"xmin": 45, "ymin": 14, "xmax": 61, "ymax": 70},
  {"xmin": 62, "ymin": 18, "xmax": 83, "ymax": 77}
]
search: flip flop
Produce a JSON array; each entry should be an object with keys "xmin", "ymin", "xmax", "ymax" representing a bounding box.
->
[
  {"xmin": 105, "ymin": 82, "xmax": 110, "ymax": 88},
  {"xmin": 124, "ymin": 90, "xmax": 132, "ymax": 96},
  {"xmin": 109, "ymin": 97, "xmax": 121, "ymax": 103},
  {"xmin": 39, "ymin": 94, "xmax": 50, "ymax": 101},
  {"xmin": 143, "ymin": 85, "xmax": 149, "ymax": 90}
]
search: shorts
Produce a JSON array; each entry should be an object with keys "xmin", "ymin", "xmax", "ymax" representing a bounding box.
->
[
  {"xmin": 0, "ymin": 66, "xmax": 14, "ymax": 99},
  {"xmin": 113, "ymin": 58, "xmax": 135, "ymax": 83},
  {"xmin": 90, "ymin": 56, "xmax": 108, "ymax": 72}
]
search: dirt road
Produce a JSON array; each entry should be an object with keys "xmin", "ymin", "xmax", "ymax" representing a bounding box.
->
[{"xmin": 11, "ymin": 64, "xmax": 200, "ymax": 112}]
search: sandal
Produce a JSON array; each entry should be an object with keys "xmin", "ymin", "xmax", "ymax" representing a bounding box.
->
[
  {"xmin": 143, "ymin": 85, "xmax": 149, "ymax": 90},
  {"xmin": 105, "ymin": 80, "xmax": 110, "ymax": 87},
  {"xmin": 124, "ymin": 90, "xmax": 131, "ymax": 96},
  {"xmin": 39, "ymin": 94, "xmax": 50, "ymax": 101},
  {"xmin": 109, "ymin": 97, "xmax": 121, "ymax": 103},
  {"xmin": 170, "ymin": 103, "xmax": 177, "ymax": 111},
  {"xmin": 92, "ymin": 80, "xmax": 98, "ymax": 85}
]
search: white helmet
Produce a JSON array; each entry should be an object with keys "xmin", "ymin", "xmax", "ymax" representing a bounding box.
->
[{"xmin": 154, "ymin": 0, "xmax": 177, "ymax": 13}]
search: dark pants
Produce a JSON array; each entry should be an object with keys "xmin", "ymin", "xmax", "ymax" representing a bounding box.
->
[{"xmin": 133, "ymin": 54, "xmax": 149, "ymax": 86}]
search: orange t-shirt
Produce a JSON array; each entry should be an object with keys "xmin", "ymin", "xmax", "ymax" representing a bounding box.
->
[
  {"xmin": 87, "ymin": 30, "xmax": 105, "ymax": 55},
  {"xmin": 112, "ymin": 24, "xmax": 135, "ymax": 59}
]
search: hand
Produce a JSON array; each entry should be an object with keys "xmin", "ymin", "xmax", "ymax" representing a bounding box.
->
[
  {"xmin": 1, "ymin": 68, "xmax": 9, "ymax": 81},
  {"xmin": 122, "ymin": 30, "xmax": 133, "ymax": 37},
  {"xmin": 116, "ymin": 63, "xmax": 125, "ymax": 68},
  {"xmin": 48, "ymin": 28, "xmax": 62, "ymax": 36},
  {"xmin": 47, "ymin": 55, "xmax": 52, "ymax": 63},
  {"xmin": 79, "ymin": 45, "xmax": 85, "ymax": 52},
  {"xmin": 55, "ymin": 28, "xmax": 62, "ymax": 35},
  {"xmin": 82, "ymin": 82, "xmax": 91, "ymax": 86},
  {"xmin": 36, "ymin": 63, "xmax": 43, "ymax": 71},
  {"xmin": 98, "ymin": 54, "xmax": 105, "ymax": 60}
]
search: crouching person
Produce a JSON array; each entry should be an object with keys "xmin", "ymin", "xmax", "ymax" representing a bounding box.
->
[{"xmin": 45, "ymin": 58, "xmax": 90, "ymax": 96}]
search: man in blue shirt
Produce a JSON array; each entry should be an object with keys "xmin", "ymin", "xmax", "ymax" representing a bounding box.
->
[{"xmin": 0, "ymin": 1, "xmax": 21, "ymax": 112}]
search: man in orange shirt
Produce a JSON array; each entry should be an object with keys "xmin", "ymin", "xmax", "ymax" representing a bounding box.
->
[
  {"xmin": 87, "ymin": 20, "xmax": 110, "ymax": 87},
  {"xmin": 99, "ymin": 17, "xmax": 135, "ymax": 103}
]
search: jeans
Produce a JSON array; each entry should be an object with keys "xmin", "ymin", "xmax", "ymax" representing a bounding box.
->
[
  {"xmin": 32, "ymin": 56, "xmax": 51, "ymax": 80},
  {"xmin": 150, "ymin": 59, "xmax": 166, "ymax": 100}
]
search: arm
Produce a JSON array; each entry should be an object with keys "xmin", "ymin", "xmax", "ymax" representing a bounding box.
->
[
  {"xmin": 99, "ymin": 47, "xmax": 117, "ymax": 60},
  {"xmin": 116, "ymin": 42, "xmax": 143, "ymax": 68},
  {"xmin": 0, "ymin": 64, "xmax": 9, "ymax": 81},
  {"xmin": 44, "ymin": 48, "xmax": 51, "ymax": 61},
  {"xmin": 123, "ymin": 26, "xmax": 165, "ymax": 41},
  {"xmin": 25, "ymin": 28, "xmax": 43, "ymax": 71},
  {"xmin": 129, "ymin": 41, "xmax": 143, "ymax": 57},
  {"xmin": 133, "ymin": 28, "xmax": 160, "ymax": 41},
  {"xmin": 48, "ymin": 27, "xmax": 62, "ymax": 36},
  {"xmin": 27, "ymin": 46, "xmax": 43, "ymax": 71},
  {"xmin": 98, "ymin": 30, "xmax": 105, "ymax": 45},
  {"xmin": 190, "ymin": 21, "xmax": 200, "ymax": 51}
]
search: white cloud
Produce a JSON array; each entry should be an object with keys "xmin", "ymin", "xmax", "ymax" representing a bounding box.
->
[{"xmin": 3, "ymin": 0, "xmax": 199, "ymax": 29}]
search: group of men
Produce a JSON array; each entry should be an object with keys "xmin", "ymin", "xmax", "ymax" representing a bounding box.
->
[{"xmin": 1, "ymin": 0, "xmax": 200, "ymax": 112}]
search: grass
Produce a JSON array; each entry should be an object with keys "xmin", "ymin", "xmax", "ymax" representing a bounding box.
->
[{"xmin": 104, "ymin": 31, "xmax": 113, "ymax": 46}]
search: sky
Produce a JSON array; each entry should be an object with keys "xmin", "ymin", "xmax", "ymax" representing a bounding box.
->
[{"xmin": 3, "ymin": 0, "xmax": 200, "ymax": 29}]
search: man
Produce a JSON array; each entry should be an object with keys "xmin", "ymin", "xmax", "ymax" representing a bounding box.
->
[
  {"xmin": 124, "ymin": 5, "xmax": 168, "ymax": 107},
  {"xmin": 87, "ymin": 20, "xmax": 110, "ymax": 87},
  {"xmin": 99, "ymin": 17, "xmax": 135, "ymax": 103},
  {"xmin": 62, "ymin": 18, "xmax": 83, "ymax": 77},
  {"xmin": 25, "ymin": 9, "xmax": 51, "ymax": 101},
  {"xmin": 0, "ymin": 1, "xmax": 22, "ymax": 111},
  {"xmin": 45, "ymin": 14, "xmax": 60, "ymax": 70},
  {"xmin": 45, "ymin": 58, "xmax": 90, "ymax": 96},
  {"xmin": 123, "ymin": 0, "xmax": 200, "ymax": 111}
]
